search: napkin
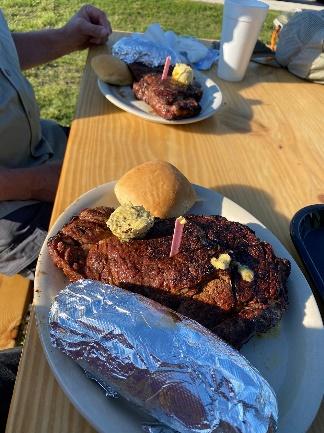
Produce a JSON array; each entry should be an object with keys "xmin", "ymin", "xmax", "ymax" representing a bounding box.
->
[{"xmin": 112, "ymin": 23, "xmax": 219, "ymax": 70}]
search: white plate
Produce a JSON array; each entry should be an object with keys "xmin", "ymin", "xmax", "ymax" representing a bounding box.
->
[
  {"xmin": 34, "ymin": 183, "xmax": 324, "ymax": 433},
  {"xmin": 97, "ymin": 71, "xmax": 222, "ymax": 124}
]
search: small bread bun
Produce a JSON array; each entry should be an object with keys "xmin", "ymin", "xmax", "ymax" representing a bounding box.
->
[
  {"xmin": 91, "ymin": 54, "xmax": 133, "ymax": 86},
  {"xmin": 115, "ymin": 161, "xmax": 197, "ymax": 218}
]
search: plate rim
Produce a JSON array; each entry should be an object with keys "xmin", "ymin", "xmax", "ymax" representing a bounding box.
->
[
  {"xmin": 97, "ymin": 70, "xmax": 223, "ymax": 125},
  {"xmin": 34, "ymin": 181, "xmax": 324, "ymax": 433}
]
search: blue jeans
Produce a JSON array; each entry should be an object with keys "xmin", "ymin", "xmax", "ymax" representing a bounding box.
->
[{"xmin": 0, "ymin": 202, "xmax": 52, "ymax": 279}]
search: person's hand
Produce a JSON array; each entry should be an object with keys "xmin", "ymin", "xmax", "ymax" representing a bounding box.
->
[{"xmin": 62, "ymin": 4, "xmax": 112, "ymax": 52}]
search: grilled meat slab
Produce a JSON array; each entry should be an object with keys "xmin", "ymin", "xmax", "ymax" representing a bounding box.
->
[
  {"xmin": 47, "ymin": 207, "xmax": 114, "ymax": 281},
  {"xmin": 47, "ymin": 208, "xmax": 290, "ymax": 348},
  {"xmin": 132, "ymin": 73, "xmax": 203, "ymax": 120},
  {"xmin": 128, "ymin": 62, "xmax": 167, "ymax": 82}
]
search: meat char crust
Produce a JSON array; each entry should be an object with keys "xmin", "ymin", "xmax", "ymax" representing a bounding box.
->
[
  {"xmin": 47, "ymin": 207, "xmax": 114, "ymax": 281},
  {"xmin": 132, "ymin": 73, "xmax": 203, "ymax": 120},
  {"xmin": 47, "ymin": 208, "xmax": 290, "ymax": 348}
]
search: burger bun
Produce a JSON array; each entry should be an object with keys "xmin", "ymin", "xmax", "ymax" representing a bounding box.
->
[
  {"xmin": 91, "ymin": 54, "xmax": 133, "ymax": 86},
  {"xmin": 115, "ymin": 161, "xmax": 197, "ymax": 218}
]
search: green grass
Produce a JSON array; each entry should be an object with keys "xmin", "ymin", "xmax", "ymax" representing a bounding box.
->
[{"xmin": 2, "ymin": 0, "xmax": 277, "ymax": 126}]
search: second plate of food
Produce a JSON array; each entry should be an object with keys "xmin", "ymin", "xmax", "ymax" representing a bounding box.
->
[
  {"xmin": 34, "ymin": 182, "xmax": 324, "ymax": 433},
  {"xmin": 97, "ymin": 70, "xmax": 222, "ymax": 125}
]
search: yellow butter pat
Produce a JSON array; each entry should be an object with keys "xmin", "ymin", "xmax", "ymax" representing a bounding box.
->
[
  {"xmin": 237, "ymin": 264, "xmax": 254, "ymax": 282},
  {"xmin": 211, "ymin": 253, "xmax": 231, "ymax": 270},
  {"xmin": 172, "ymin": 64, "xmax": 194, "ymax": 85}
]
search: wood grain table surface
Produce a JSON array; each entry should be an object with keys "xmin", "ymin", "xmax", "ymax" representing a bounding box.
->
[{"xmin": 6, "ymin": 32, "xmax": 324, "ymax": 433}]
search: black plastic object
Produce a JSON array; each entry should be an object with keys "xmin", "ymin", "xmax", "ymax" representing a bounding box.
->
[{"xmin": 290, "ymin": 204, "xmax": 324, "ymax": 302}]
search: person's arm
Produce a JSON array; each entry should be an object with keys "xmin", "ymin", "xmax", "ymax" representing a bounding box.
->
[
  {"xmin": 0, "ymin": 161, "xmax": 62, "ymax": 202},
  {"xmin": 12, "ymin": 4, "xmax": 112, "ymax": 70}
]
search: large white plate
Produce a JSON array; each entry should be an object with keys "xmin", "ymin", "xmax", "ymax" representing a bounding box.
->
[
  {"xmin": 34, "ymin": 183, "xmax": 324, "ymax": 433},
  {"xmin": 97, "ymin": 70, "xmax": 222, "ymax": 124}
]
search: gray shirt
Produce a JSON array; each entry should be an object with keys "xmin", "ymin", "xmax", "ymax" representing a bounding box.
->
[{"xmin": 0, "ymin": 10, "xmax": 67, "ymax": 218}]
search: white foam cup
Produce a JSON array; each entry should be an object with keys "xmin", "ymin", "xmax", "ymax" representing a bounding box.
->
[{"xmin": 217, "ymin": 0, "xmax": 269, "ymax": 81}]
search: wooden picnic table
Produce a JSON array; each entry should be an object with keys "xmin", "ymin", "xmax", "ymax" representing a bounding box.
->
[{"xmin": 5, "ymin": 32, "xmax": 324, "ymax": 433}]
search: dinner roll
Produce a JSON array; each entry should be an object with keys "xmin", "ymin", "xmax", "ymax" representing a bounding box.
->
[
  {"xmin": 91, "ymin": 54, "xmax": 133, "ymax": 86},
  {"xmin": 115, "ymin": 160, "xmax": 197, "ymax": 218}
]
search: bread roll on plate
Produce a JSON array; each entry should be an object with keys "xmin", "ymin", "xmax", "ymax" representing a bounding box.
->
[
  {"xmin": 114, "ymin": 160, "xmax": 197, "ymax": 218},
  {"xmin": 91, "ymin": 54, "xmax": 133, "ymax": 86}
]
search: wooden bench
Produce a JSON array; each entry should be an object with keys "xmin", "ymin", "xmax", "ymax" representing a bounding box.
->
[{"xmin": 0, "ymin": 274, "xmax": 32, "ymax": 349}]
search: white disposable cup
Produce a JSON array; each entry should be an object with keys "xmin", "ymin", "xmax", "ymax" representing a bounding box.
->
[{"xmin": 217, "ymin": 0, "xmax": 269, "ymax": 81}]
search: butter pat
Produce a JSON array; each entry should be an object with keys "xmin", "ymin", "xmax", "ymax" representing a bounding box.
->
[
  {"xmin": 107, "ymin": 204, "xmax": 154, "ymax": 242},
  {"xmin": 211, "ymin": 253, "xmax": 231, "ymax": 270},
  {"xmin": 237, "ymin": 264, "xmax": 254, "ymax": 282},
  {"xmin": 177, "ymin": 216, "xmax": 187, "ymax": 225},
  {"xmin": 172, "ymin": 63, "xmax": 193, "ymax": 85}
]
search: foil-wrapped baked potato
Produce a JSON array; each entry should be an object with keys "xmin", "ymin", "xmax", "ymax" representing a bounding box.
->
[{"xmin": 49, "ymin": 280, "xmax": 278, "ymax": 433}]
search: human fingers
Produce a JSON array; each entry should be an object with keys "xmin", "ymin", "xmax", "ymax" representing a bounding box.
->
[
  {"xmin": 82, "ymin": 4, "xmax": 112, "ymax": 35},
  {"xmin": 89, "ymin": 36, "xmax": 107, "ymax": 46},
  {"xmin": 79, "ymin": 19, "xmax": 109, "ymax": 42}
]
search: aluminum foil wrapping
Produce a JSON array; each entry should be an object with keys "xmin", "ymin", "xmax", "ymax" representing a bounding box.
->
[
  {"xmin": 112, "ymin": 36, "xmax": 181, "ymax": 67},
  {"xmin": 49, "ymin": 280, "xmax": 278, "ymax": 433},
  {"xmin": 112, "ymin": 24, "xmax": 219, "ymax": 70}
]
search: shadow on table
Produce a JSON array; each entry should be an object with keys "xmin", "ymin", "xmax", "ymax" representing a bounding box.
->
[
  {"xmin": 85, "ymin": 84, "xmax": 265, "ymax": 136},
  {"xmin": 210, "ymin": 183, "xmax": 290, "ymax": 238},
  {"xmin": 78, "ymin": 51, "xmax": 312, "ymax": 137},
  {"xmin": 169, "ymin": 60, "xmax": 309, "ymax": 136},
  {"xmin": 79, "ymin": 36, "xmax": 319, "ymax": 135}
]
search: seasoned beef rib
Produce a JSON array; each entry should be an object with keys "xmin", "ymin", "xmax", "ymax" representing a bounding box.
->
[
  {"xmin": 128, "ymin": 62, "xmax": 167, "ymax": 82},
  {"xmin": 47, "ymin": 208, "xmax": 290, "ymax": 348},
  {"xmin": 132, "ymin": 72, "xmax": 203, "ymax": 120}
]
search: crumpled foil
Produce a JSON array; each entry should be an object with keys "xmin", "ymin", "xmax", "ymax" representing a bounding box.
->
[
  {"xmin": 112, "ymin": 24, "xmax": 219, "ymax": 70},
  {"xmin": 112, "ymin": 36, "xmax": 181, "ymax": 67},
  {"xmin": 49, "ymin": 280, "xmax": 278, "ymax": 433}
]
